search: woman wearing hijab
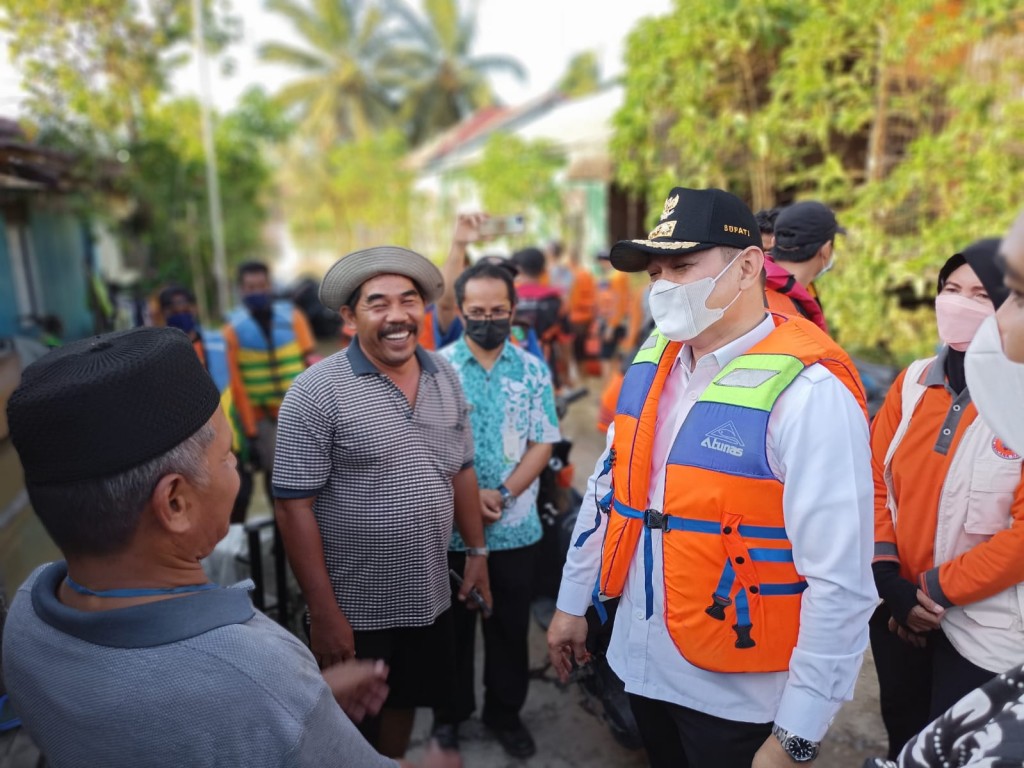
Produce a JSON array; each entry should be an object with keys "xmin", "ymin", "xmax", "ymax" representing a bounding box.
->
[{"xmin": 868, "ymin": 239, "xmax": 1024, "ymax": 760}]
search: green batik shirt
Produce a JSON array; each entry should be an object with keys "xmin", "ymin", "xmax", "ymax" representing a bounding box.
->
[{"xmin": 439, "ymin": 337, "xmax": 561, "ymax": 551}]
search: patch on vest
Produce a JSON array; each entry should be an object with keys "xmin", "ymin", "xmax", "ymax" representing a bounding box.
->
[
  {"xmin": 992, "ymin": 438, "xmax": 1021, "ymax": 461},
  {"xmin": 701, "ymin": 421, "xmax": 745, "ymax": 457},
  {"xmin": 715, "ymin": 368, "xmax": 780, "ymax": 389}
]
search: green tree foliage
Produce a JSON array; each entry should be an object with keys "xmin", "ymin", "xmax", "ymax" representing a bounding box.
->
[
  {"xmin": 281, "ymin": 129, "xmax": 412, "ymax": 254},
  {"xmin": 613, "ymin": 0, "xmax": 1024, "ymax": 361},
  {"xmin": 558, "ymin": 50, "xmax": 602, "ymax": 99},
  {"xmin": 461, "ymin": 133, "xmax": 565, "ymax": 241},
  {"xmin": 258, "ymin": 0, "xmax": 394, "ymax": 147},
  {"xmin": 384, "ymin": 0, "xmax": 526, "ymax": 145},
  {"xmin": 120, "ymin": 88, "xmax": 290, "ymax": 301},
  {"xmin": 0, "ymin": 0, "xmax": 237, "ymax": 149}
]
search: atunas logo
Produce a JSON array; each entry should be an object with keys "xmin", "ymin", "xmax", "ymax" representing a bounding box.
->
[{"xmin": 701, "ymin": 421, "xmax": 744, "ymax": 457}]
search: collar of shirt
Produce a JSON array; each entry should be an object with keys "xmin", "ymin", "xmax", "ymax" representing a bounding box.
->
[
  {"xmin": 649, "ymin": 313, "xmax": 775, "ymax": 509},
  {"xmin": 30, "ymin": 562, "xmax": 255, "ymax": 649},
  {"xmin": 347, "ymin": 335, "xmax": 438, "ymax": 376},
  {"xmin": 923, "ymin": 345, "xmax": 950, "ymax": 388},
  {"xmin": 449, "ymin": 337, "xmax": 523, "ymax": 377},
  {"xmin": 674, "ymin": 313, "xmax": 775, "ymax": 375}
]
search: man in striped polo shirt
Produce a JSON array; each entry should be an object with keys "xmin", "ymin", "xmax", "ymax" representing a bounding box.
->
[{"xmin": 274, "ymin": 246, "xmax": 491, "ymax": 761}]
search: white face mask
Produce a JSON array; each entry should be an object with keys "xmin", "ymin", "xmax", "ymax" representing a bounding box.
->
[
  {"xmin": 647, "ymin": 253, "xmax": 742, "ymax": 342},
  {"xmin": 966, "ymin": 314, "xmax": 1024, "ymax": 455},
  {"xmin": 813, "ymin": 246, "xmax": 835, "ymax": 282}
]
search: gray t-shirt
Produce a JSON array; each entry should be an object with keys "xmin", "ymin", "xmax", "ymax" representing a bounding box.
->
[
  {"xmin": 2, "ymin": 563, "xmax": 395, "ymax": 768},
  {"xmin": 273, "ymin": 340, "xmax": 474, "ymax": 631}
]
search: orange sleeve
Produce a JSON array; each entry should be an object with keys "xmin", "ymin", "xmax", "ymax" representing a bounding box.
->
[
  {"xmin": 869, "ymin": 368, "xmax": 907, "ymax": 563},
  {"xmin": 609, "ymin": 273, "xmax": 630, "ymax": 328},
  {"xmin": 930, "ymin": 470, "xmax": 1024, "ymax": 607},
  {"xmin": 222, "ymin": 324, "xmax": 257, "ymax": 439},
  {"xmin": 292, "ymin": 309, "xmax": 315, "ymax": 358}
]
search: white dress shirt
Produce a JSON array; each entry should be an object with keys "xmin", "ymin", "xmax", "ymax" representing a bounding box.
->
[{"xmin": 557, "ymin": 314, "xmax": 877, "ymax": 741}]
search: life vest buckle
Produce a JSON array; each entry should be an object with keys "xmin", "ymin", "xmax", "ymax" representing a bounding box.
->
[{"xmin": 642, "ymin": 508, "xmax": 666, "ymax": 530}]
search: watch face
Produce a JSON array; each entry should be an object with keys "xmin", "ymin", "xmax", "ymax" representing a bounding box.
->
[{"xmin": 786, "ymin": 737, "xmax": 817, "ymax": 761}]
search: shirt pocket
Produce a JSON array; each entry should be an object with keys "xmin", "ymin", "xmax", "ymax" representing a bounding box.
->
[
  {"xmin": 964, "ymin": 454, "xmax": 1020, "ymax": 536},
  {"xmin": 421, "ymin": 417, "xmax": 468, "ymax": 478},
  {"xmin": 963, "ymin": 586, "xmax": 1018, "ymax": 629}
]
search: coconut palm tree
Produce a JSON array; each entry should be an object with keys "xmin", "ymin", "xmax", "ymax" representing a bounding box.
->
[
  {"xmin": 259, "ymin": 0, "xmax": 395, "ymax": 145},
  {"xmin": 384, "ymin": 0, "xmax": 527, "ymax": 145}
]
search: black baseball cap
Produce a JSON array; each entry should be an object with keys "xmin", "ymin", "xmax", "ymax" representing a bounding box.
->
[
  {"xmin": 771, "ymin": 201, "xmax": 846, "ymax": 263},
  {"xmin": 609, "ymin": 187, "xmax": 763, "ymax": 273}
]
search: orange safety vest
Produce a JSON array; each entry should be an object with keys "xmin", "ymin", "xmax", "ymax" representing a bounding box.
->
[{"xmin": 599, "ymin": 314, "xmax": 866, "ymax": 673}]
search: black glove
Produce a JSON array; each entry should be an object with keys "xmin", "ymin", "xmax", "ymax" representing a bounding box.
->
[{"xmin": 872, "ymin": 560, "xmax": 920, "ymax": 628}]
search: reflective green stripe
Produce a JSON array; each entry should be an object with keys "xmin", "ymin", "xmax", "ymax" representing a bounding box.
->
[
  {"xmin": 699, "ymin": 353, "xmax": 805, "ymax": 411},
  {"xmin": 240, "ymin": 366, "xmax": 305, "ymax": 385},
  {"xmin": 632, "ymin": 331, "xmax": 671, "ymax": 365},
  {"xmin": 239, "ymin": 355, "xmax": 304, "ymax": 371}
]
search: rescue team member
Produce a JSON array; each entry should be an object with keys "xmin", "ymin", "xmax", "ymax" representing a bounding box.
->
[
  {"xmin": 547, "ymin": 187, "xmax": 877, "ymax": 768},
  {"xmin": 273, "ymin": 246, "xmax": 490, "ymax": 760},
  {"xmin": 869, "ymin": 240, "xmax": 1023, "ymax": 759},
  {"xmin": 222, "ymin": 261, "xmax": 316, "ymax": 494},
  {"xmin": 867, "ymin": 218, "xmax": 1024, "ymax": 768},
  {"xmin": 766, "ymin": 201, "xmax": 844, "ymax": 333},
  {"xmin": 432, "ymin": 262, "xmax": 561, "ymax": 759},
  {"xmin": 595, "ymin": 250, "xmax": 634, "ymax": 376},
  {"xmin": 566, "ymin": 250, "xmax": 598, "ymax": 373},
  {"xmin": 160, "ymin": 285, "xmax": 250, "ymax": 522},
  {"xmin": 1, "ymin": 327, "xmax": 458, "ymax": 768}
]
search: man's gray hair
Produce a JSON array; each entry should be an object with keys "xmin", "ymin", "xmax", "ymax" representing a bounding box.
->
[{"xmin": 26, "ymin": 422, "xmax": 216, "ymax": 557}]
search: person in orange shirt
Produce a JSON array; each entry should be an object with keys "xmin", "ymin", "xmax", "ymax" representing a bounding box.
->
[
  {"xmin": 565, "ymin": 250, "xmax": 597, "ymax": 373},
  {"xmin": 869, "ymin": 239, "xmax": 1024, "ymax": 759},
  {"xmin": 595, "ymin": 250, "xmax": 632, "ymax": 377}
]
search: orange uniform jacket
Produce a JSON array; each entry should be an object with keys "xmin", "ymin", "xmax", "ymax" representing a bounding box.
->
[{"xmin": 871, "ymin": 364, "xmax": 1024, "ymax": 607}]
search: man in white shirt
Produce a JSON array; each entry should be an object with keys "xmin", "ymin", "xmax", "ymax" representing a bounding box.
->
[{"xmin": 547, "ymin": 187, "xmax": 876, "ymax": 768}]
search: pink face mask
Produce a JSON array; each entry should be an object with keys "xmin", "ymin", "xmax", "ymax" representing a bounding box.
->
[{"xmin": 935, "ymin": 293, "xmax": 994, "ymax": 351}]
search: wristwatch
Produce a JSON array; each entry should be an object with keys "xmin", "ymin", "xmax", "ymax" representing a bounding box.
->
[
  {"xmin": 497, "ymin": 484, "xmax": 516, "ymax": 509},
  {"xmin": 771, "ymin": 724, "xmax": 819, "ymax": 762},
  {"xmin": 466, "ymin": 546, "xmax": 489, "ymax": 558}
]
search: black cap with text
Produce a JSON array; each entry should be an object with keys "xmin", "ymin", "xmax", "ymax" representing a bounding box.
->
[{"xmin": 609, "ymin": 187, "xmax": 763, "ymax": 273}]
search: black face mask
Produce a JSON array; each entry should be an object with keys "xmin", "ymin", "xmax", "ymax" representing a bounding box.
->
[{"xmin": 464, "ymin": 318, "xmax": 511, "ymax": 351}]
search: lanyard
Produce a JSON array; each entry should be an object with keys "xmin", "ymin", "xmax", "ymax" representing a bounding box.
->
[{"xmin": 65, "ymin": 575, "xmax": 218, "ymax": 599}]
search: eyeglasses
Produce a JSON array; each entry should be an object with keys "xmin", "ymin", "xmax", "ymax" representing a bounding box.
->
[{"xmin": 464, "ymin": 309, "xmax": 512, "ymax": 321}]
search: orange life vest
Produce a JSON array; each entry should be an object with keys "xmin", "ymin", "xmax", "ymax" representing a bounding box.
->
[{"xmin": 599, "ymin": 313, "xmax": 866, "ymax": 673}]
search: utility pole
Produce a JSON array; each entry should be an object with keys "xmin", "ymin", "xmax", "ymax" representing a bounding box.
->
[{"xmin": 191, "ymin": 0, "xmax": 231, "ymax": 319}]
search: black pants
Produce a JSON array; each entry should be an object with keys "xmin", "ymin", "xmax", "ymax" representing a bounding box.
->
[
  {"xmin": 435, "ymin": 545, "xmax": 538, "ymax": 729},
  {"xmin": 869, "ymin": 604, "xmax": 996, "ymax": 759},
  {"xmin": 628, "ymin": 694, "xmax": 772, "ymax": 768}
]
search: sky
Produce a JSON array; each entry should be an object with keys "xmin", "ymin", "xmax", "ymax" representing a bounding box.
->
[{"xmin": 0, "ymin": 0, "xmax": 673, "ymax": 116}]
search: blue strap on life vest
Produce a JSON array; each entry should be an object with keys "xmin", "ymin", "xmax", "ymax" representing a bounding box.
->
[
  {"xmin": 609, "ymin": 499, "xmax": 656, "ymax": 618},
  {"xmin": 574, "ymin": 451, "xmax": 614, "ymax": 549},
  {"xmin": 592, "ymin": 576, "xmax": 608, "ymax": 625}
]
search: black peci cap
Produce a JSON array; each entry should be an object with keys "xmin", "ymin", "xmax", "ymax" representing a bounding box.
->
[
  {"xmin": 8, "ymin": 327, "xmax": 221, "ymax": 485},
  {"xmin": 610, "ymin": 187, "xmax": 763, "ymax": 272}
]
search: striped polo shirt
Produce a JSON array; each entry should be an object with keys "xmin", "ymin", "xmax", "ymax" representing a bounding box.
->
[{"xmin": 273, "ymin": 338, "xmax": 474, "ymax": 631}]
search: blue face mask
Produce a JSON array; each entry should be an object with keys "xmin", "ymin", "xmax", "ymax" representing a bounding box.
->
[
  {"xmin": 243, "ymin": 293, "xmax": 272, "ymax": 313},
  {"xmin": 166, "ymin": 312, "xmax": 197, "ymax": 335}
]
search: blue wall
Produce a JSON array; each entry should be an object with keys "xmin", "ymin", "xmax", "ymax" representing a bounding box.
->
[
  {"xmin": 0, "ymin": 217, "xmax": 16, "ymax": 337},
  {"xmin": 29, "ymin": 205, "xmax": 93, "ymax": 341}
]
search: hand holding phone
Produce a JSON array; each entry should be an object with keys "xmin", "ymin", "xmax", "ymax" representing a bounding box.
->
[
  {"xmin": 449, "ymin": 568, "xmax": 493, "ymax": 618},
  {"xmin": 478, "ymin": 214, "xmax": 525, "ymax": 238}
]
